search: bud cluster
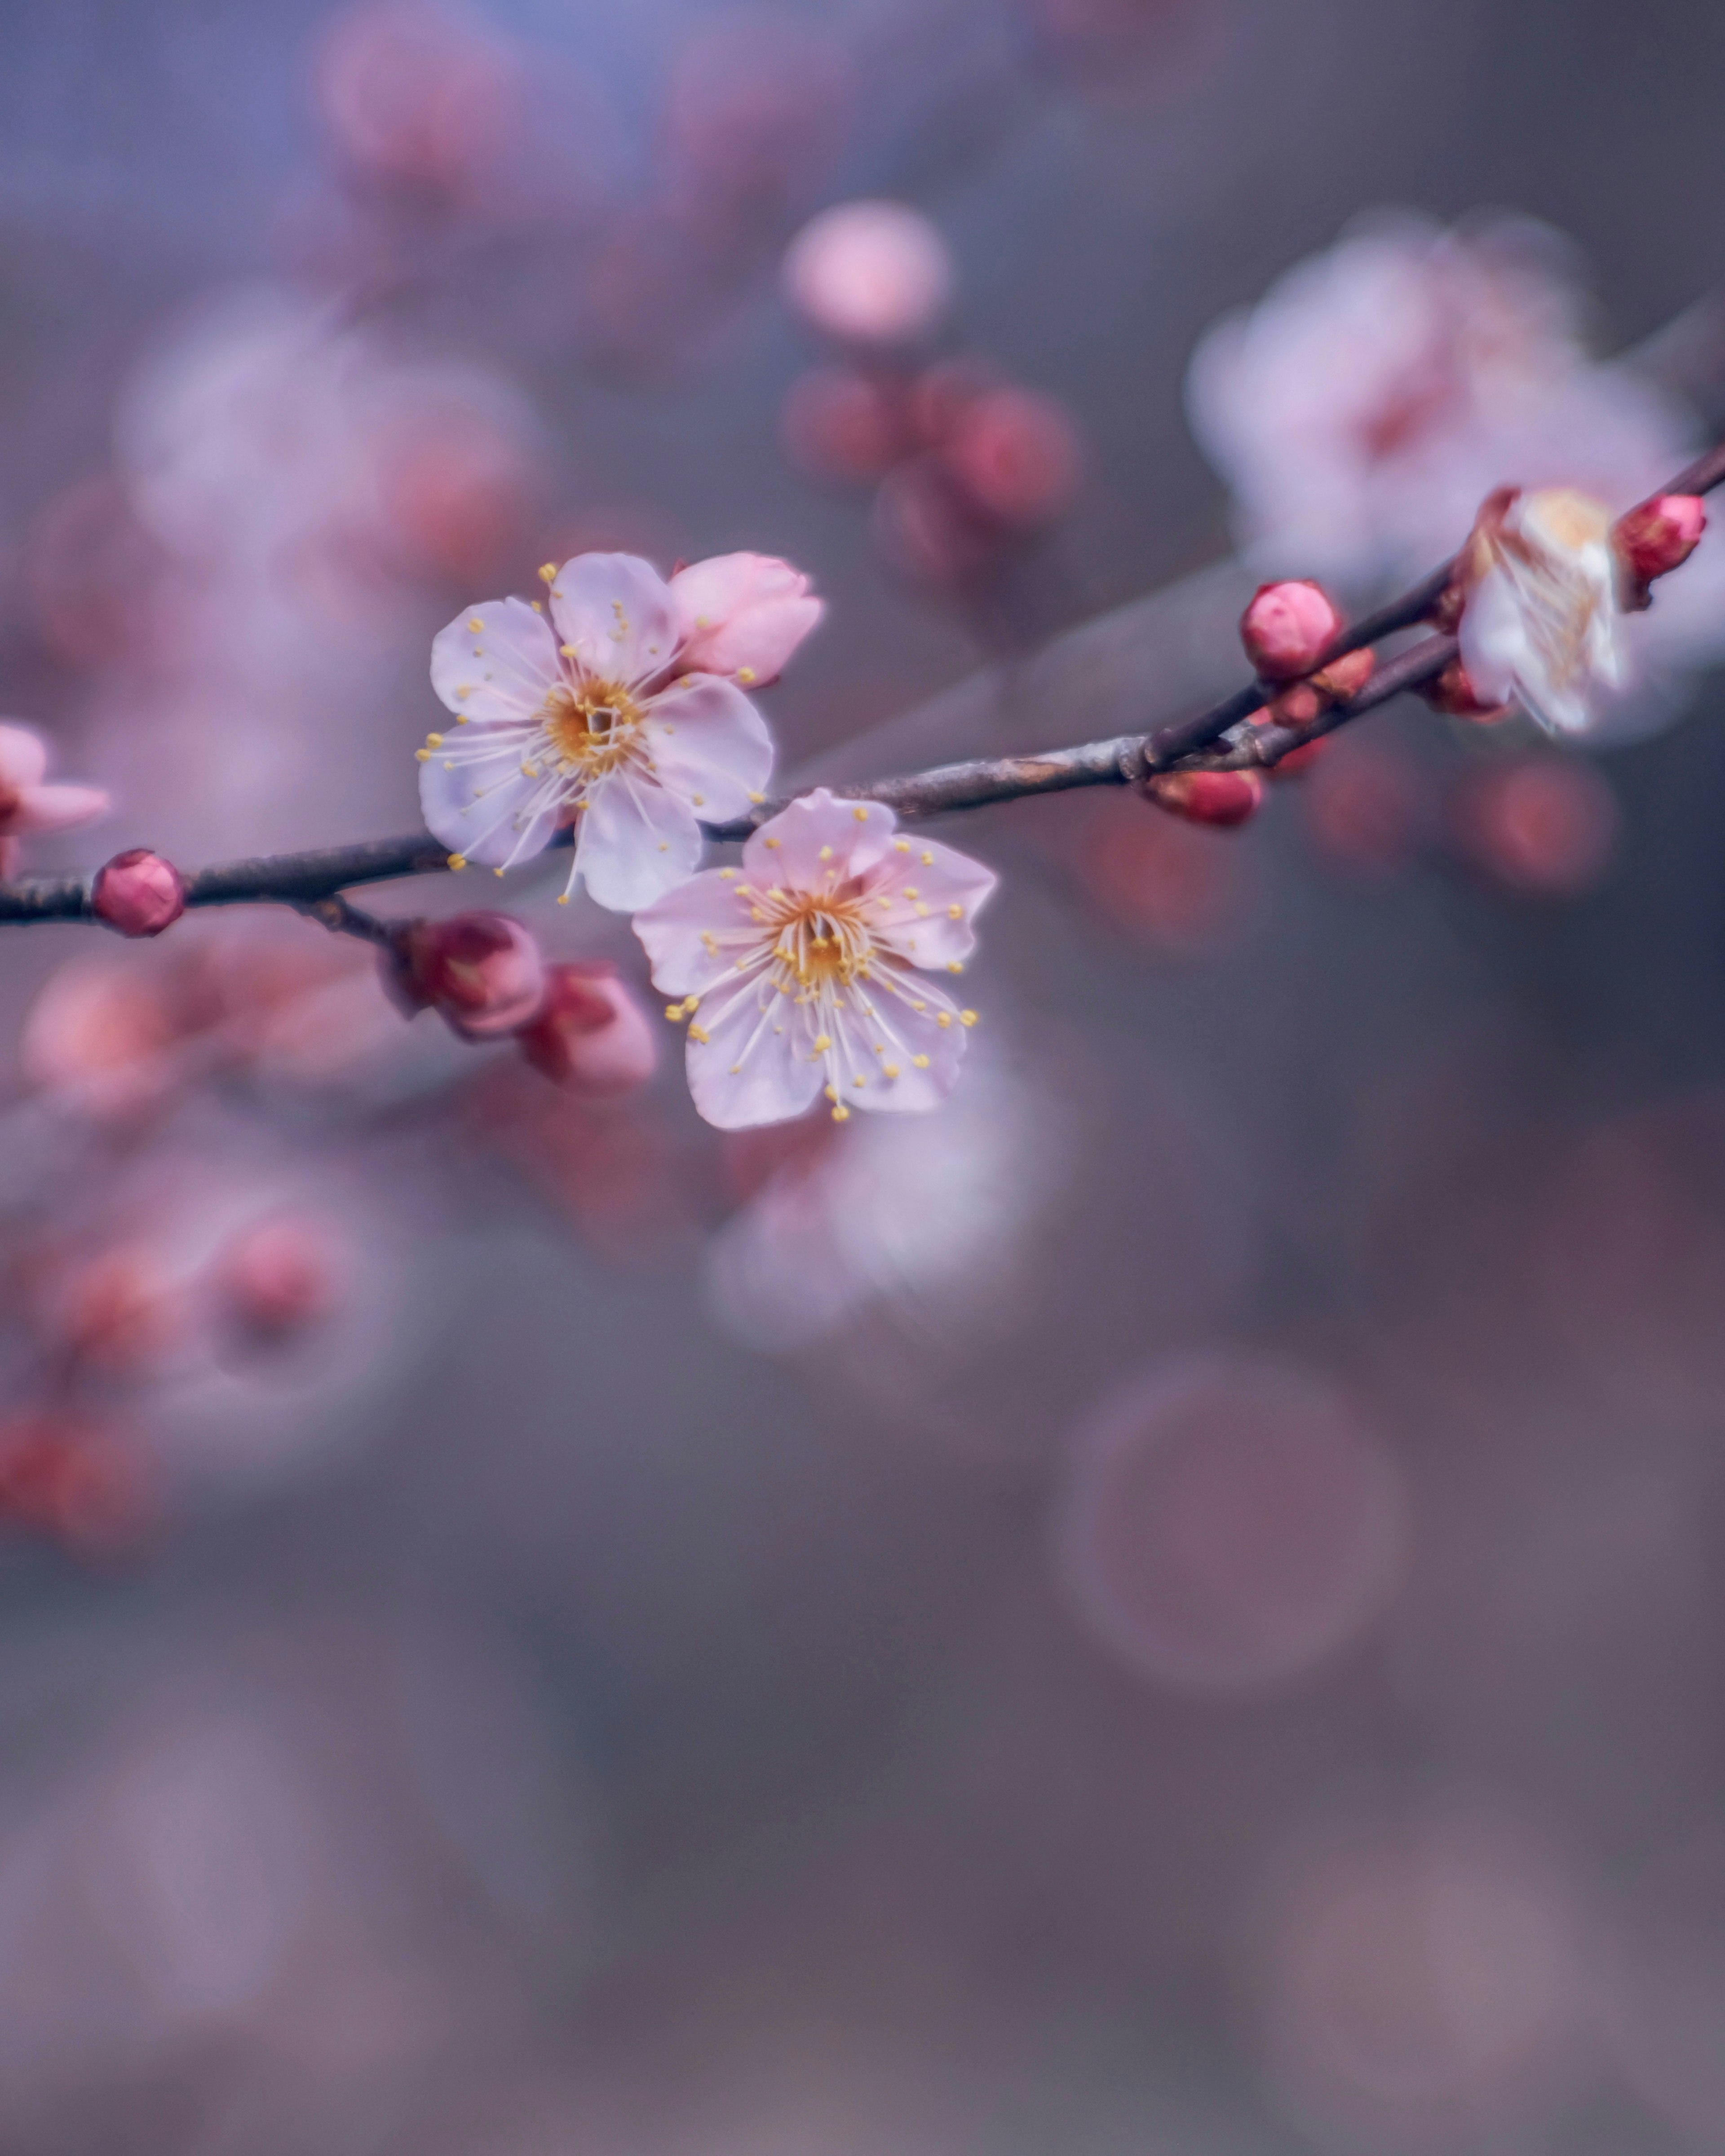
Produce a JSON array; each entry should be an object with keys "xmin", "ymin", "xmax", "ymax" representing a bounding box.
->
[{"xmin": 386, "ymin": 911, "xmax": 657, "ymax": 1099}]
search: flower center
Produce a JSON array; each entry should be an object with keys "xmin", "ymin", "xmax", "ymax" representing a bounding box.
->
[
  {"xmin": 767, "ymin": 891, "xmax": 874, "ymax": 988},
  {"xmin": 541, "ymin": 681, "xmax": 643, "ymax": 776}
]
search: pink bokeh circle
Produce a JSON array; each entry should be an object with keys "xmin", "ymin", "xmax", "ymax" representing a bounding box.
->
[{"xmin": 1056, "ymin": 1355, "xmax": 1407, "ymax": 1692}]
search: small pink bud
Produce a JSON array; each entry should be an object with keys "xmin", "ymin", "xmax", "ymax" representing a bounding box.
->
[
  {"xmin": 1141, "ymin": 769, "xmax": 1265, "ymax": 828},
  {"xmin": 92, "ymin": 848, "xmax": 187, "ymax": 937},
  {"xmin": 1614, "ymin": 494, "xmax": 1707, "ymax": 610},
  {"xmin": 516, "ymin": 962, "xmax": 659, "ymax": 1097},
  {"xmin": 215, "ymin": 1218, "xmax": 341, "ymax": 1344},
  {"xmin": 1240, "ymin": 581, "xmax": 1346, "ymax": 681},
  {"xmin": 389, "ymin": 912, "xmax": 546, "ymax": 1039}
]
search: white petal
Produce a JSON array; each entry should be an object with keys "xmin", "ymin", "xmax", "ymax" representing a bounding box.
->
[
  {"xmin": 742, "ymin": 786, "xmax": 896, "ymax": 888},
  {"xmin": 645, "ymin": 676, "xmax": 775, "ymax": 821},
  {"xmin": 834, "ymin": 969, "xmax": 968, "ymax": 1115},
  {"xmin": 419, "ymin": 733, "xmax": 559, "ymax": 867},
  {"xmin": 685, "ymin": 972, "xmax": 824, "ymax": 1129},
  {"xmin": 1457, "ymin": 566, "xmax": 1525, "ymax": 708},
  {"xmin": 548, "ymin": 555, "xmax": 680, "ymax": 689},
  {"xmin": 632, "ymin": 868, "xmax": 765, "ymax": 997},
  {"xmin": 575, "ymin": 769, "xmax": 703, "ymax": 912},
  {"xmin": 430, "ymin": 596, "xmax": 560, "ymax": 725},
  {"xmin": 866, "ymin": 835, "xmax": 998, "ymax": 971}
]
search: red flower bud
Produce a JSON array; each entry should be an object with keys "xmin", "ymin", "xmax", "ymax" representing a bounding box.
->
[
  {"xmin": 1453, "ymin": 759, "xmax": 1619, "ymax": 897},
  {"xmin": 1420, "ymin": 657, "xmax": 1513, "ymax": 723},
  {"xmin": 1141, "ymin": 769, "xmax": 1265, "ymax": 827},
  {"xmin": 91, "ymin": 848, "xmax": 186, "ymax": 937},
  {"xmin": 1614, "ymin": 494, "xmax": 1707, "ymax": 611},
  {"xmin": 516, "ymin": 963, "xmax": 659, "ymax": 1097},
  {"xmin": 1240, "ymin": 580, "xmax": 1345, "ymax": 681},
  {"xmin": 389, "ymin": 912, "xmax": 546, "ymax": 1039}
]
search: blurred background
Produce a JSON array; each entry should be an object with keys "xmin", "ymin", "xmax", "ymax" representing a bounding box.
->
[{"xmin": 1, "ymin": 0, "xmax": 1725, "ymax": 2149}]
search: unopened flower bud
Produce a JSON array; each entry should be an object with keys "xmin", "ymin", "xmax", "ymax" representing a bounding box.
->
[
  {"xmin": 1240, "ymin": 580, "xmax": 1346, "ymax": 681},
  {"xmin": 516, "ymin": 962, "xmax": 659, "ymax": 1097},
  {"xmin": 1614, "ymin": 494, "xmax": 1707, "ymax": 611},
  {"xmin": 215, "ymin": 1217, "xmax": 341, "ymax": 1344},
  {"xmin": 91, "ymin": 848, "xmax": 186, "ymax": 937},
  {"xmin": 1420, "ymin": 657, "xmax": 1513, "ymax": 723},
  {"xmin": 1141, "ymin": 769, "xmax": 1265, "ymax": 827},
  {"xmin": 1454, "ymin": 758, "xmax": 1619, "ymax": 897},
  {"xmin": 389, "ymin": 912, "xmax": 546, "ymax": 1039}
]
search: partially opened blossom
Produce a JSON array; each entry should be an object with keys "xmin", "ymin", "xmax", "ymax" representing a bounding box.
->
[
  {"xmin": 388, "ymin": 911, "xmax": 545, "ymax": 1039},
  {"xmin": 669, "ymin": 553, "xmax": 823, "ymax": 686},
  {"xmin": 1458, "ymin": 487, "xmax": 1623, "ymax": 734},
  {"xmin": 418, "ymin": 552, "xmax": 775, "ymax": 910},
  {"xmin": 517, "ymin": 962, "xmax": 658, "ymax": 1097},
  {"xmin": 0, "ymin": 722, "xmax": 108, "ymax": 874},
  {"xmin": 633, "ymin": 787, "xmax": 997, "ymax": 1129}
]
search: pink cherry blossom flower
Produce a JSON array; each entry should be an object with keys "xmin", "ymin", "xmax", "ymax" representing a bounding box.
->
[
  {"xmin": 632, "ymin": 787, "xmax": 997, "ymax": 1130},
  {"xmin": 1458, "ymin": 488, "xmax": 1623, "ymax": 734},
  {"xmin": 668, "ymin": 553, "xmax": 823, "ymax": 687},
  {"xmin": 418, "ymin": 552, "xmax": 774, "ymax": 910},
  {"xmin": 0, "ymin": 722, "xmax": 109, "ymax": 874}
]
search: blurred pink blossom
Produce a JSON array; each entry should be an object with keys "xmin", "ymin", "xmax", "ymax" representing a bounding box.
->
[
  {"xmin": 782, "ymin": 200, "xmax": 952, "ymax": 347},
  {"xmin": 0, "ymin": 721, "xmax": 108, "ymax": 873},
  {"xmin": 1452, "ymin": 757, "xmax": 1619, "ymax": 897},
  {"xmin": 389, "ymin": 912, "xmax": 547, "ymax": 1041},
  {"xmin": 516, "ymin": 963, "xmax": 658, "ymax": 1099},
  {"xmin": 633, "ymin": 788, "xmax": 996, "ymax": 1130}
]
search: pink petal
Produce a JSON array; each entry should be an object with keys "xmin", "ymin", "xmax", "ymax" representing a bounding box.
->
[
  {"xmin": 10, "ymin": 783, "xmax": 110, "ymax": 835},
  {"xmin": 0, "ymin": 723, "xmax": 48, "ymax": 792},
  {"xmin": 684, "ymin": 971, "xmax": 824, "ymax": 1130},
  {"xmin": 430, "ymin": 596, "xmax": 560, "ymax": 724},
  {"xmin": 742, "ymin": 787, "xmax": 895, "ymax": 888},
  {"xmin": 866, "ymin": 834, "xmax": 999, "ymax": 971},
  {"xmin": 835, "ymin": 969, "xmax": 967, "ymax": 1113},
  {"xmin": 575, "ymin": 768, "xmax": 703, "ymax": 912},
  {"xmin": 548, "ymin": 554, "xmax": 679, "ymax": 689},
  {"xmin": 671, "ymin": 552, "xmax": 823, "ymax": 682},
  {"xmin": 646, "ymin": 677, "xmax": 775, "ymax": 820},
  {"xmin": 632, "ymin": 868, "xmax": 763, "ymax": 998}
]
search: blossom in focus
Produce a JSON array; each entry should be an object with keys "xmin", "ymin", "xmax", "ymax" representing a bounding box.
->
[
  {"xmin": 0, "ymin": 722, "xmax": 108, "ymax": 873},
  {"xmin": 632, "ymin": 787, "xmax": 997, "ymax": 1129},
  {"xmin": 669, "ymin": 553, "xmax": 823, "ymax": 686},
  {"xmin": 418, "ymin": 552, "xmax": 776, "ymax": 910},
  {"xmin": 517, "ymin": 963, "xmax": 658, "ymax": 1097},
  {"xmin": 782, "ymin": 200, "xmax": 951, "ymax": 346},
  {"xmin": 1458, "ymin": 488, "xmax": 1622, "ymax": 734}
]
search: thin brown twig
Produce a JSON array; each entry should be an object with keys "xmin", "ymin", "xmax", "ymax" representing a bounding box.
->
[{"xmin": 0, "ymin": 455, "xmax": 1710, "ymax": 941}]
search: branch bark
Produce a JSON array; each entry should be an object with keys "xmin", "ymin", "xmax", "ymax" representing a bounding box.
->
[{"xmin": 0, "ymin": 453, "xmax": 1707, "ymax": 936}]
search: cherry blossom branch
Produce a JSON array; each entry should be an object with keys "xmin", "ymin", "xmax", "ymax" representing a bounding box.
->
[{"xmin": 2, "ymin": 448, "xmax": 1720, "ymax": 940}]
